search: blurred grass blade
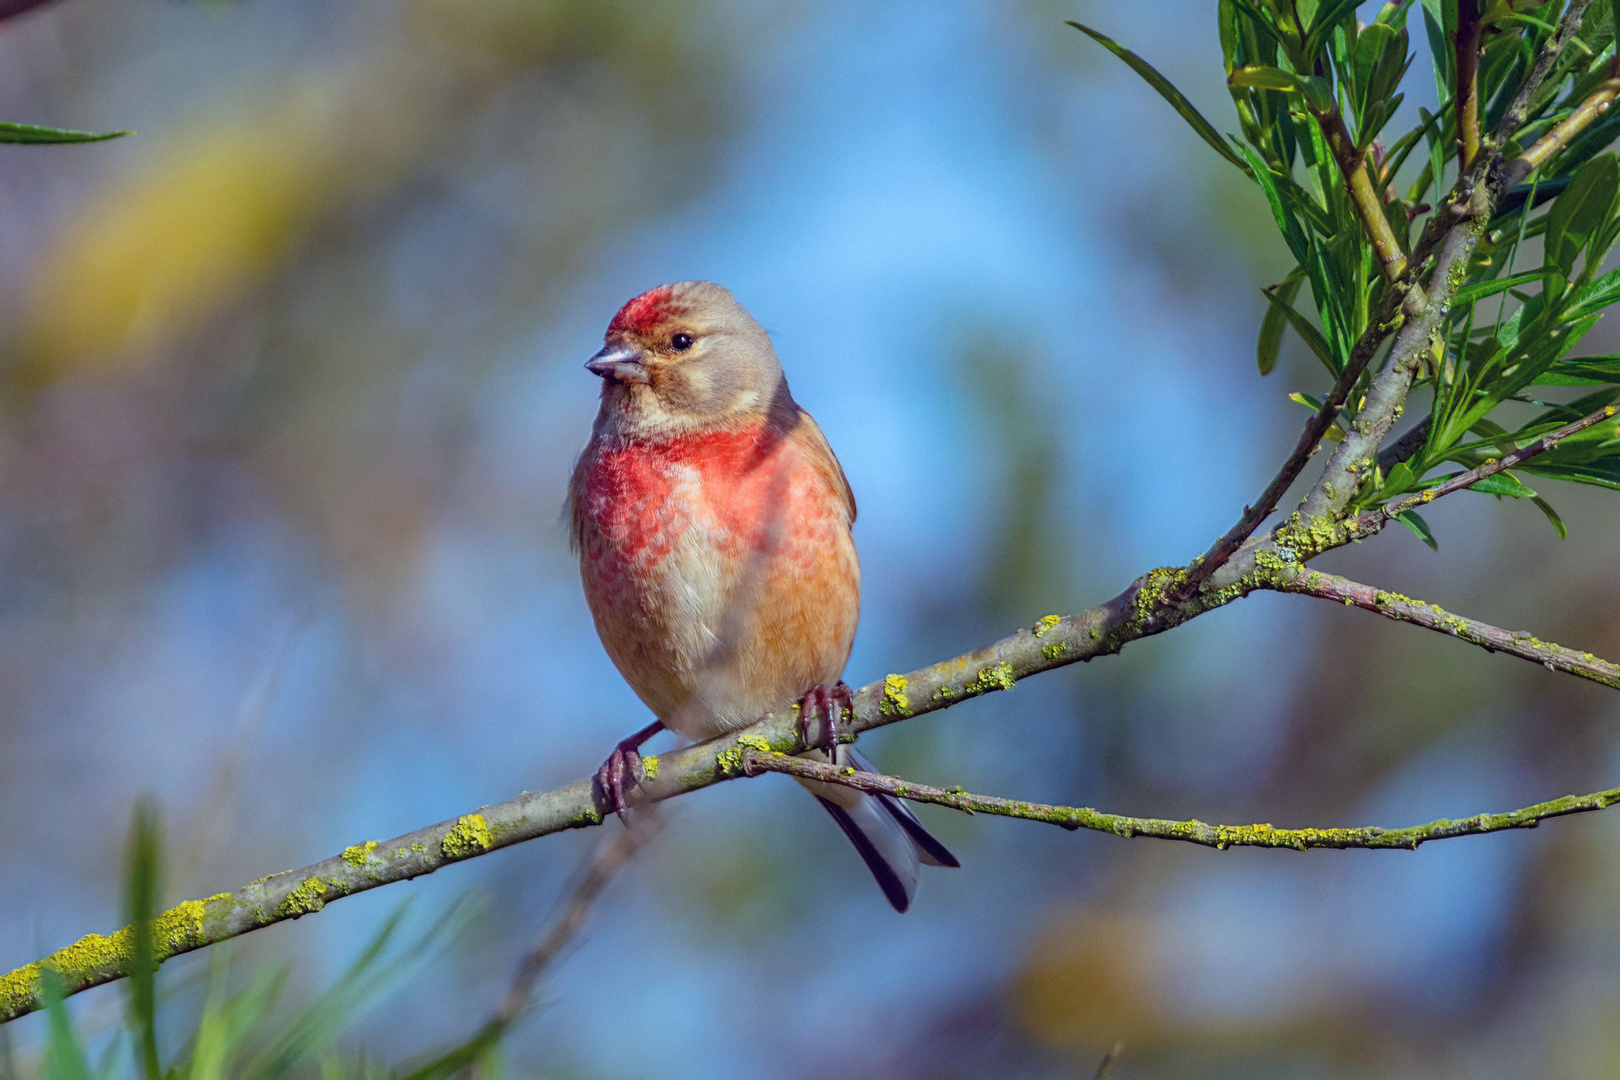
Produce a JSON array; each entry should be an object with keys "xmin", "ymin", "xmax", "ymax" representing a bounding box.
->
[
  {"xmin": 1395, "ymin": 509, "xmax": 1439, "ymax": 549},
  {"xmin": 125, "ymin": 798, "xmax": 164, "ymax": 1080},
  {"xmin": 0, "ymin": 121, "xmax": 131, "ymax": 144},
  {"xmin": 1069, "ymin": 22, "xmax": 1251, "ymax": 173},
  {"xmin": 41, "ymin": 971, "xmax": 94, "ymax": 1080}
]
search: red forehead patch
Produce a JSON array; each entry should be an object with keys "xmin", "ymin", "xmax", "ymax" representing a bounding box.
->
[{"xmin": 609, "ymin": 285, "xmax": 682, "ymax": 335}]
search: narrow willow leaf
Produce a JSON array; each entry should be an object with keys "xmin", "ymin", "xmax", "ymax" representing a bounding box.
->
[
  {"xmin": 1521, "ymin": 458, "xmax": 1620, "ymax": 489},
  {"xmin": 1261, "ymin": 282, "xmax": 1338, "ymax": 371},
  {"xmin": 1466, "ymin": 471, "xmax": 1538, "ymax": 497},
  {"xmin": 1070, "ymin": 22, "xmax": 1252, "ymax": 173},
  {"xmin": 125, "ymin": 801, "xmax": 163, "ymax": 1080},
  {"xmin": 1305, "ymin": 0, "xmax": 1365, "ymax": 58},
  {"xmin": 1545, "ymin": 155, "xmax": 1619, "ymax": 273},
  {"xmin": 1395, "ymin": 509, "xmax": 1439, "ymax": 549},
  {"xmin": 1569, "ymin": 264, "xmax": 1620, "ymax": 316},
  {"xmin": 1229, "ymin": 64, "xmax": 1300, "ymax": 91},
  {"xmin": 1382, "ymin": 460, "xmax": 1416, "ymax": 494},
  {"xmin": 1531, "ymin": 495, "xmax": 1568, "ymax": 537},
  {"xmin": 1241, "ymin": 144, "xmax": 1312, "ymax": 264},
  {"xmin": 0, "ymin": 121, "xmax": 130, "ymax": 144},
  {"xmin": 1257, "ymin": 268, "xmax": 1306, "ymax": 375},
  {"xmin": 1453, "ymin": 270, "xmax": 1555, "ymax": 307}
]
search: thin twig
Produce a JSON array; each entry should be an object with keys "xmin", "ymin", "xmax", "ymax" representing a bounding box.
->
[
  {"xmin": 1508, "ymin": 76, "xmax": 1620, "ymax": 187},
  {"xmin": 1173, "ymin": 291, "xmax": 1400, "ymax": 600},
  {"xmin": 1315, "ymin": 104, "xmax": 1409, "ymax": 280},
  {"xmin": 1269, "ymin": 568, "xmax": 1620, "ymax": 688},
  {"xmin": 1457, "ymin": 0, "xmax": 1484, "ymax": 171},
  {"xmin": 1351, "ymin": 404, "xmax": 1617, "ymax": 536},
  {"xmin": 1093, "ymin": 1042, "xmax": 1125, "ymax": 1080},
  {"xmin": 739, "ymin": 752, "xmax": 1620, "ymax": 850},
  {"xmin": 497, "ymin": 817, "xmax": 659, "ymax": 1024},
  {"xmin": 0, "ymin": 0, "xmax": 58, "ymax": 21}
]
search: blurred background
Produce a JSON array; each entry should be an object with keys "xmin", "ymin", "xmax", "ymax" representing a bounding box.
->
[{"xmin": 3, "ymin": 0, "xmax": 1620, "ymax": 1076}]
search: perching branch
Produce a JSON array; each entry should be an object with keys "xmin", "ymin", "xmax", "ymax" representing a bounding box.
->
[
  {"xmin": 0, "ymin": 568, "xmax": 1256, "ymax": 1025},
  {"xmin": 739, "ymin": 752, "xmax": 1620, "ymax": 851},
  {"xmin": 1267, "ymin": 568, "xmax": 1620, "ymax": 690}
]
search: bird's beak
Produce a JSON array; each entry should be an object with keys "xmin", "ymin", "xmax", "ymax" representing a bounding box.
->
[{"xmin": 585, "ymin": 343, "xmax": 649, "ymax": 384}]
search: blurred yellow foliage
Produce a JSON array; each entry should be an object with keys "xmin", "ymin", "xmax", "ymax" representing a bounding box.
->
[{"xmin": 24, "ymin": 93, "xmax": 341, "ymax": 375}]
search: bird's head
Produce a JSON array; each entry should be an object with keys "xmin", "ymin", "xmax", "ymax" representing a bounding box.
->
[{"xmin": 586, "ymin": 281, "xmax": 790, "ymax": 437}]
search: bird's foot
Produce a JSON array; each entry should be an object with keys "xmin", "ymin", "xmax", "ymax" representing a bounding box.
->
[
  {"xmin": 796, "ymin": 682, "xmax": 854, "ymax": 761},
  {"xmin": 595, "ymin": 720, "xmax": 664, "ymax": 823}
]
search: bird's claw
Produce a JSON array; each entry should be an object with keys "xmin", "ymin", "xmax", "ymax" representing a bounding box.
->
[
  {"xmin": 797, "ymin": 681, "xmax": 854, "ymax": 762},
  {"xmin": 595, "ymin": 721, "xmax": 664, "ymax": 823},
  {"xmin": 595, "ymin": 740, "xmax": 644, "ymax": 823}
]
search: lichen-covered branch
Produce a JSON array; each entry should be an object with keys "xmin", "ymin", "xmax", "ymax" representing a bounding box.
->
[
  {"xmin": 739, "ymin": 751, "xmax": 1620, "ymax": 851},
  {"xmin": 1268, "ymin": 568, "xmax": 1620, "ymax": 690},
  {"xmin": 0, "ymin": 563, "xmax": 1260, "ymax": 1025}
]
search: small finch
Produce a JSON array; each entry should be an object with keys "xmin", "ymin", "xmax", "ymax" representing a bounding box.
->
[{"xmin": 568, "ymin": 281, "xmax": 957, "ymax": 911}]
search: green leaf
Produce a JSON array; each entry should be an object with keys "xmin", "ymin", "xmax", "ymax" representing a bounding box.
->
[
  {"xmin": 1304, "ymin": 0, "xmax": 1365, "ymax": 58},
  {"xmin": 1521, "ymin": 458, "xmax": 1620, "ymax": 489},
  {"xmin": 1531, "ymin": 494, "xmax": 1568, "ymax": 537},
  {"xmin": 1569, "ymin": 264, "xmax": 1620, "ymax": 316},
  {"xmin": 1069, "ymin": 22, "xmax": 1252, "ymax": 174},
  {"xmin": 1257, "ymin": 267, "xmax": 1306, "ymax": 375},
  {"xmin": 1466, "ymin": 471, "xmax": 1538, "ymax": 497},
  {"xmin": 1395, "ymin": 508, "xmax": 1439, "ymax": 549},
  {"xmin": 1382, "ymin": 459, "xmax": 1416, "ymax": 494},
  {"xmin": 1544, "ymin": 154, "xmax": 1619, "ymax": 273},
  {"xmin": 1533, "ymin": 355, "xmax": 1620, "ymax": 385},
  {"xmin": 0, "ymin": 121, "xmax": 130, "ymax": 144},
  {"xmin": 1453, "ymin": 270, "xmax": 1555, "ymax": 307},
  {"xmin": 1228, "ymin": 64, "xmax": 1301, "ymax": 91},
  {"xmin": 1260, "ymin": 280, "xmax": 1338, "ymax": 372},
  {"xmin": 1241, "ymin": 144, "xmax": 1311, "ymax": 263}
]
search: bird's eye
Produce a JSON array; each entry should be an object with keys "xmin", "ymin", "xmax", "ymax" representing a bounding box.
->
[{"xmin": 669, "ymin": 332, "xmax": 694, "ymax": 352}]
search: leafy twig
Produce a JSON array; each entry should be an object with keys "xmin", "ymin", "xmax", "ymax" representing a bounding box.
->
[
  {"xmin": 1352, "ymin": 404, "xmax": 1618, "ymax": 536},
  {"xmin": 1508, "ymin": 75, "xmax": 1620, "ymax": 186}
]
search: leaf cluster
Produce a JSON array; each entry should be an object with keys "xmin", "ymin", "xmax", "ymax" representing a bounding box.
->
[{"xmin": 1075, "ymin": 1, "xmax": 1620, "ymax": 543}]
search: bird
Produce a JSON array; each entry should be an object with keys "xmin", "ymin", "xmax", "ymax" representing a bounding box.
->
[{"xmin": 567, "ymin": 280, "xmax": 958, "ymax": 911}]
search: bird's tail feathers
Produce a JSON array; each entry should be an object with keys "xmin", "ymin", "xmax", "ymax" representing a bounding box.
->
[{"xmin": 809, "ymin": 747, "xmax": 960, "ymax": 912}]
